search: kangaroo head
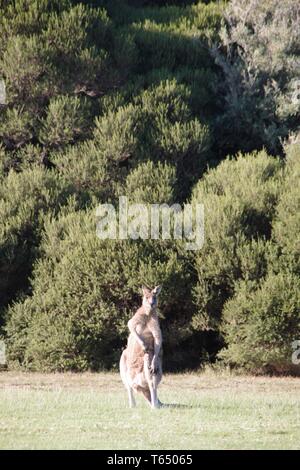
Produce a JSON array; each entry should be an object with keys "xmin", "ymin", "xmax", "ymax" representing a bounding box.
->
[{"xmin": 142, "ymin": 285, "xmax": 162, "ymax": 314}]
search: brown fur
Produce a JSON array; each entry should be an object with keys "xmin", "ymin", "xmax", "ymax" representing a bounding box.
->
[{"xmin": 120, "ymin": 286, "xmax": 163, "ymax": 409}]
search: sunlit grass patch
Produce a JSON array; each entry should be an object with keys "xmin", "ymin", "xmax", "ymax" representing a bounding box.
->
[{"xmin": 0, "ymin": 371, "xmax": 299, "ymax": 449}]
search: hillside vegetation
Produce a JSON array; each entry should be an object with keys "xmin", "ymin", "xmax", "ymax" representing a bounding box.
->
[{"xmin": 0, "ymin": 0, "xmax": 299, "ymax": 373}]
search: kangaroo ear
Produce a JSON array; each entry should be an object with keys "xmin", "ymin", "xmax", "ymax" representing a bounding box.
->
[
  {"xmin": 142, "ymin": 285, "xmax": 151, "ymax": 296},
  {"xmin": 153, "ymin": 285, "xmax": 162, "ymax": 296}
]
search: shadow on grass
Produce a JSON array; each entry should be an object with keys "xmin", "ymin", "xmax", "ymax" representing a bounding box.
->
[{"xmin": 160, "ymin": 402, "xmax": 198, "ymax": 409}]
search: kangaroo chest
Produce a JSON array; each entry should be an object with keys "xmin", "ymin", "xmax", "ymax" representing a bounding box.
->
[{"xmin": 136, "ymin": 315, "xmax": 159, "ymax": 338}]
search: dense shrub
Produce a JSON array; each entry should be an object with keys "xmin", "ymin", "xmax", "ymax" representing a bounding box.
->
[
  {"xmin": 0, "ymin": 34, "xmax": 50, "ymax": 109},
  {"xmin": 93, "ymin": 103, "xmax": 139, "ymax": 164},
  {"xmin": 272, "ymin": 143, "xmax": 300, "ymax": 275},
  {"xmin": 191, "ymin": 150, "xmax": 282, "ymax": 331},
  {"xmin": 124, "ymin": 160, "xmax": 177, "ymax": 204},
  {"xmin": 5, "ymin": 209, "xmax": 196, "ymax": 371},
  {"xmin": 43, "ymin": 4, "xmax": 112, "ymax": 93},
  {"xmin": 4, "ymin": 144, "xmax": 300, "ymax": 372},
  {"xmin": 0, "ymin": 144, "xmax": 7, "ymax": 177},
  {"xmin": 137, "ymin": 80, "xmax": 212, "ymax": 197},
  {"xmin": 2, "ymin": 144, "xmax": 50, "ymax": 172},
  {"xmin": 38, "ymin": 95, "xmax": 92, "ymax": 148},
  {"xmin": 52, "ymin": 140, "xmax": 125, "ymax": 205},
  {"xmin": 220, "ymin": 272, "xmax": 300, "ymax": 373},
  {"xmin": 129, "ymin": 1, "xmax": 222, "ymax": 73},
  {"xmin": 213, "ymin": 144, "xmax": 300, "ymax": 372},
  {"xmin": 212, "ymin": 0, "xmax": 300, "ymax": 156},
  {"xmin": 0, "ymin": 167, "xmax": 72, "ymax": 312},
  {"xmin": 0, "ymin": 1, "xmax": 69, "ymax": 43},
  {"xmin": 0, "ymin": 106, "xmax": 35, "ymax": 150},
  {"xmin": 1, "ymin": 0, "xmax": 299, "ymax": 374},
  {"xmin": 93, "ymin": 79, "xmax": 212, "ymax": 200}
]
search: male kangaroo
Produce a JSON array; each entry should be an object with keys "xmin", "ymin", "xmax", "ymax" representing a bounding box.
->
[{"xmin": 120, "ymin": 285, "xmax": 163, "ymax": 409}]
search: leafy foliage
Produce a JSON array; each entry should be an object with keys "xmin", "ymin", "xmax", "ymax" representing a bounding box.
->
[
  {"xmin": 191, "ymin": 150, "xmax": 282, "ymax": 331},
  {"xmin": 1, "ymin": 0, "xmax": 299, "ymax": 373},
  {"xmin": 0, "ymin": 167, "xmax": 72, "ymax": 312},
  {"xmin": 38, "ymin": 95, "xmax": 92, "ymax": 148},
  {"xmin": 6, "ymin": 209, "xmax": 196, "ymax": 371},
  {"xmin": 211, "ymin": 0, "xmax": 300, "ymax": 155},
  {"xmin": 220, "ymin": 272, "xmax": 300, "ymax": 373}
]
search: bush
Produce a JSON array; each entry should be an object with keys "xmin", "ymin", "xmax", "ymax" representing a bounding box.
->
[
  {"xmin": 136, "ymin": 80, "xmax": 212, "ymax": 198},
  {"xmin": 0, "ymin": 2, "xmax": 115, "ymax": 119},
  {"xmin": 93, "ymin": 103, "xmax": 139, "ymax": 164},
  {"xmin": 5, "ymin": 208, "xmax": 195, "ymax": 371},
  {"xmin": 14, "ymin": 144, "xmax": 46, "ymax": 170},
  {"xmin": 191, "ymin": 150, "xmax": 282, "ymax": 331},
  {"xmin": 0, "ymin": 1, "xmax": 69, "ymax": 44},
  {"xmin": 0, "ymin": 35, "xmax": 50, "ymax": 107},
  {"xmin": 131, "ymin": 1, "xmax": 222, "ymax": 73},
  {"xmin": 155, "ymin": 118, "xmax": 210, "ymax": 191},
  {"xmin": 212, "ymin": 0, "xmax": 300, "ymax": 155},
  {"xmin": 38, "ymin": 95, "xmax": 92, "ymax": 148},
  {"xmin": 137, "ymin": 78, "xmax": 191, "ymax": 127},
  {"xmin": 124, "ymin": 160, "xmax": 176, "ymax": 204},
  {"xmin": 43, "ymin": 3, "xmax": 112, "ymax": 93},
  {"xmin": 220, "ymin": 271, "xmax": 300, "ymax": 373},
  {"xmin": 0, "ymin": 106, "xmax": 34, "ymax": 149},
  {"xmin": 198, "ymin": 143, "xmax": 300, "ymax": 372},
  {"xmin": 5, "ymin": 144, "xmax": 300, "ymax": 373},
  {"xmin": 0, "ymin": 167, "xmax": 72, "ymax": 312},
  {"xmin": 93, "ymin": 79, "xmax": 212, "ymax": 200},
  {"xmin": 272, "ymin": 143, "xmax": 300, "ymax": 275},
  {"xmin": 1, "ymin": 0, "xmax": 299, "ymax": 375},
  {"xmin": 52, "ymin": 140, "xmax": 124, "ymax": 205},
  {"xmin": 0, "ymin": 144, "xmax": 7, "ymax": 177}
]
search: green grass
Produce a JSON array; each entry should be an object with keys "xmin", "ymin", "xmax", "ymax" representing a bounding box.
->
[{"xmin": 0, "ymin": 371, "xmax": 300, "ymax": 449}]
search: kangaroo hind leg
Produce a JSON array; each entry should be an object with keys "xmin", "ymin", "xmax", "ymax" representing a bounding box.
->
[
  {"xmin": 120, "ymin": 349, "xmax": 136, "ymax": 408},
  {"xmin": 143, "ymin": 353, "xmax": 160, "ymax": 409}
]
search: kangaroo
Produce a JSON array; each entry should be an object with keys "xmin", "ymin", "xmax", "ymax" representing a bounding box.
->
[{"xmin": 120, "ymin": 285, "xmax": 163, "ymax": 409}]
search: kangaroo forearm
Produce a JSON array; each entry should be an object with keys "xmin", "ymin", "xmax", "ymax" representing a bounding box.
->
[
  {"xmin": 154, "ymin": 341, "xmax": 161, "ymax": 358},
  {"xmin": 152, "ymin": 345, "xmax": 161, "ymax": 370},
  {"xmin": 154, "ymin": 332, "xmax": 162, "ymax": 349},
  {"xmin": 128, "ymin": 320, "xmax": 144, "ymax": 347},
  {"xmin": 133, "ymin": 330, "xmax": 146, "ymax": 349}
]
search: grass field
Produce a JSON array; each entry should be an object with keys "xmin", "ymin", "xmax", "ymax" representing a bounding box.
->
[{"xmin": 0, "ymin": 370, "xmax": 300, "ymax": 450}]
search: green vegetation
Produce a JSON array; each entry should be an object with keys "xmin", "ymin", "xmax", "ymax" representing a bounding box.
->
[
  {"xmin": 0, "ymin": 371, "xmax": 300, "ymax": 450},
  {"xmin": 0, "ymin": 0, "xmax": 299, "ymax": 373}
]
